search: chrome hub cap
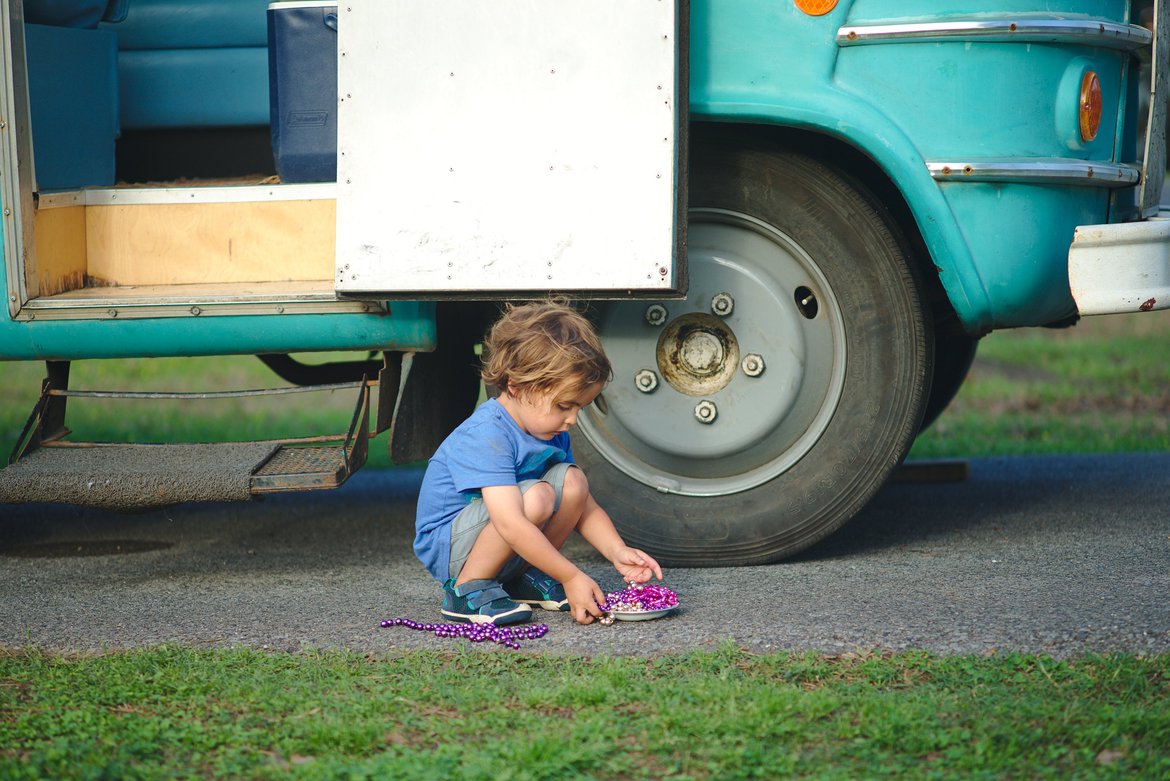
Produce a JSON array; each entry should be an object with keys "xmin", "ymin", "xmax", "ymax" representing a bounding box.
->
[{"xmin": 658, "ymin": 312, "xmax": 740, "ymax": 396}]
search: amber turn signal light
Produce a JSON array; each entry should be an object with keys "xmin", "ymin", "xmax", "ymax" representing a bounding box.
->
[
  {"xmin": 794, "ymin": 0, "xmax": 839, "ymax": 16},
  {"xmin": 1079, "ymin": 71, "xmax": 1102, "ymax": 142}
]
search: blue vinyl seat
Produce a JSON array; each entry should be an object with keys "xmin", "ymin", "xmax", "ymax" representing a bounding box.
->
[
  {"xmin": 24, "ymin": 0, "xmax": 124, "ymax": 189},
  {"xmin": 100, "ymin": 0, "xmax": 270, "ymax": 130},
  {"xmin": 24, "ymin": 0, "xmax": 270, "ymax": 189}
]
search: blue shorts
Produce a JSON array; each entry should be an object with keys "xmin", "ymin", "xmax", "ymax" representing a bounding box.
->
[{"xmin": 447, "ymin": 462, "xmax": 574, "ymax": 583}]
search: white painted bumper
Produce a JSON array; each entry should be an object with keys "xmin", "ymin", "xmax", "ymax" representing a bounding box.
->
[{"xmin": 1068, "ymin": 210, "xmax": 1170, "ymax": 315}]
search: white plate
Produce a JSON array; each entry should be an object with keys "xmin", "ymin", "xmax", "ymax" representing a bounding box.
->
[{"xmin": 609, "ymin": 607, "xmax": 675, "ymax": 621}]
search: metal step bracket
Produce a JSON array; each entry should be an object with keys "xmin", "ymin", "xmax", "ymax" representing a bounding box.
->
[{"xmin": 250, "ymin": 379, "xmax": 371, "ymax": 493}]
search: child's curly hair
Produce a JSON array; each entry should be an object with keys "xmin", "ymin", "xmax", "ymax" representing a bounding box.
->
[{"xmin": 481, "ymin": 299, "xmax": 612, "ymax": 399}]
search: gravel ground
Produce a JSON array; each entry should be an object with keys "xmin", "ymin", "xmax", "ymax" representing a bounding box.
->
[{"xmin": 1, "ymin": 452, "xmax": 1167, "ymax": 658}]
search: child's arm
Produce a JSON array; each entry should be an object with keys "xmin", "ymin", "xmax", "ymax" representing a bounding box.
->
[
  {"xmin": 576, "ymin": 494, "xmax": 664, "ymax": 584},
  {"xmin": 480, "ymin": 485, "xmax": 607, "ymax": 623}
]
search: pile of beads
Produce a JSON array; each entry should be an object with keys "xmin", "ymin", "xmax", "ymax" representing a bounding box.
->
[
  {"xmin": 379, "ymin": 617, "xmax": 548, "ymax": 650},
  {"xmin": 600, "ymin": 582, "xmax": 679, "ymax": 615}
]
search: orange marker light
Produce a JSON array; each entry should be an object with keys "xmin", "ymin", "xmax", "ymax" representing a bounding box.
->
[
  {"xmin": 1079, "ymin": 71, "xmax": 1102, "ymax": 142},
  {"xmin": 794, "ymin": 0, "xmax": 839, "ymax": 16}
]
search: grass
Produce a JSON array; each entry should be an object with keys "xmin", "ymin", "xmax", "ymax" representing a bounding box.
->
[
  {"xmin": 1, "ymin": 645, "xmax": 1168, "ymax": 780},
  {"xmin": 2, "ymin": 311, "xmax": 1169, "ymax": 779},
  {"xmin": 911, "ymin": 309, "xmax": 1170, "ymax": 457}
]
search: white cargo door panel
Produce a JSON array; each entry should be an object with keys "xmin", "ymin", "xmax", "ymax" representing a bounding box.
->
[{"xmin": 335, "ymin": 0, "xmax": 687, "ymax": 295}]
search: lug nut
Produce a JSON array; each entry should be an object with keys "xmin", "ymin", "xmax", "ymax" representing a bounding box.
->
[
  {"xmin": 634, "ymin": 369, "xmax": 659, "ymax": 393},
  {"xmin": 694, "ymin": 400, "xmax": 717, "ymax": 424},
  {"xmin": 711, "ymin": 292, "xmax": 734, "ymax": 317},
  {"xmin": 741, "ymin": 353, "xmax": 765, "ymax": 377},
  {"xmin": 645, "ymin": 304, "xmax": 668, "ymax": 326}
]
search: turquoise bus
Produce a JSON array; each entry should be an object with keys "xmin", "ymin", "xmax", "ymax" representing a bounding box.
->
[{"xmin": 2, "ymin": 0, "xmax": 1167, "ymax": 565}]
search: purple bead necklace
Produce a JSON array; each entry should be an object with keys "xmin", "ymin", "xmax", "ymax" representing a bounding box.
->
[
  {"xmin": 381, "ymin": 583, "xmax": 678, "ymax": 645},
  {"xmin": 601, "ymin": 582, "xmax": 679, "ymax": 612},
  {"xmin": 380, "ymin": 617, "xmax": 549, "ymax": 650}
]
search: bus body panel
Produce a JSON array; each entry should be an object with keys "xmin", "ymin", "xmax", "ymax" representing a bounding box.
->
[
  {"xmin": 0, "ymin": 0, "xmax": 1155, "ymax": 349},
  {"xmin": 0, "ymin": 302, "xmax": 436, "ymax": 361},
  {"xmin": 690, "ymin": 0, "xmax": 1139, "ymax": 331}
]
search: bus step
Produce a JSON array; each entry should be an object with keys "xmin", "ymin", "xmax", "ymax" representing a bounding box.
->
[
  {"xmin": 0, "ymin": 438, "xmax": 367, "ymax": 510},
  {"xmin": 0, "ymin": 442, "xmax": 280, "ymax": 510},
  {"xmin": 1, "ymin": 361, "xmax": 376, "ymax": 509}
]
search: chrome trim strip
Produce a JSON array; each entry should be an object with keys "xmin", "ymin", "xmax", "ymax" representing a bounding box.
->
[
  {"xmin": 36, "ymin": 191, "xmax": 85, "ymax": 209},
  {"xmin": 838, "ymin": 19, "xmax": 1152, "ymax": 52},
  {"xmin": 1, "ymin": 0, "xmax": 36, "ymax": 317},
  {"xmin": 927, "ymin": 159, "xmax": 1141, "ymax": 187},
  {"xmin": 23, "ymin": 291, "xmax": 354, "ymax": 309},
  {"xmin": 40, "ymin": 182, "xmax": 338, "ymax": 208},
  {"xmin": 17, "ymin": 295, "xmax": 382, "ymax": 321},
  {"xmin": 84, "ymin": 182, "xmax": 337, "ymax": 206}
]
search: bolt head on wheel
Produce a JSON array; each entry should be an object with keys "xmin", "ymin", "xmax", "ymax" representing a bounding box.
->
[
  {"xmin": 711, "ymin": 292, "xmax": 735, "ymax": 317},
  {"xmin": 694, "ymin": 400, "xmax": 718, "ymax": 424},
  {"xmin": 634, "ymin": 369, "xmax": 659, "ymax": 393},
  {"xmin": 741, "ymin": 353, "xmax": 765, "ymax": 377}
]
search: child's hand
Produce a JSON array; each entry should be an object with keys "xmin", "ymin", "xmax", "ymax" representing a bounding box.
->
[
  {"xmin": 562, "ymin": 571, "xmax": 606, "ymax": 625},
  {"xmin": 612, "ymin": 546, "xmax": 663, "ymax": 584}
]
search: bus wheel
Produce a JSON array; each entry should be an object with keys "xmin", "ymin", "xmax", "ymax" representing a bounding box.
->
[{"xmin": 574, "ymin": 141, "xmax": 932, "ymax": 566}]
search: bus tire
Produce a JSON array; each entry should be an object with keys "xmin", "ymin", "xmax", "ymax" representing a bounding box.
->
[{"xmin": 574, "ymin": 138, "xmax": 932, "ymax": 566}]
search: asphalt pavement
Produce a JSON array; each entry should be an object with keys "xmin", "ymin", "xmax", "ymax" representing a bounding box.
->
[{"xmin": 1, "ymin": 452, "xmax": 1167, "ymax": 658}]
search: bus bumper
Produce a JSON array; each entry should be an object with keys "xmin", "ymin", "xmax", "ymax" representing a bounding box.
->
[{"xmin": 1068, "ymin": 210, "xmax": 1170, "ymax": 315}]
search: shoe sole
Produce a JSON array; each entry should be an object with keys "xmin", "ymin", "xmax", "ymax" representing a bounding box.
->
[
  {"xmin": 514, "ymin": 598, "xmax": 569, "ymax": 611},
  {"xmin": 441, "ymin": 604, "xmax": 532, "ymax": 625}
]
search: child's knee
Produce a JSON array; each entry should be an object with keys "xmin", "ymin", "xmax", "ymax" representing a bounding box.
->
[
  {"xmin": 563, "ymin": 465, "xmax": 589, "ymax": 503},
  {"xmin": 522, "ymin": 480, "xmax": 558, "ymax": 522}
]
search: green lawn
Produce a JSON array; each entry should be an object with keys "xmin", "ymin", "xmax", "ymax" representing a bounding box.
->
[
  {"xmin": 2, "ymin": 646, "xmax": 1167, "ymax": 780},
  {"xmin": 911, "ymin": 309, "xmax": 1170, "ymax": 457}
]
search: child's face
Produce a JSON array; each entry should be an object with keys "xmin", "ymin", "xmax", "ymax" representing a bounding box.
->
[{"xmin": 507, "ymin": 381, "xmax": 603, "ymax": 440}]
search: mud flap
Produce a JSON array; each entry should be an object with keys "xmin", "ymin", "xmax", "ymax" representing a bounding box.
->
[{"xmin": 388, "ymin": 304, "xmax": 485, "ymax": 464}]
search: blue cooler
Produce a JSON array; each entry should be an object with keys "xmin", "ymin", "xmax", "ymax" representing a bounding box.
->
[{"xmin": 267, "ymin": 1, "xmax": 337, "ymax": 183}]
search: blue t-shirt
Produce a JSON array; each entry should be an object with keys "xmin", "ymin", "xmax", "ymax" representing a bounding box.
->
[{"xmin": 413, "ymin": 398, "xmax": 573, "ymax": 582}]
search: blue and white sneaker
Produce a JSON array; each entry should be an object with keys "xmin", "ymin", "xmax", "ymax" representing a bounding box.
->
[
  {"xmin": 441, "ymin": 578, "xmax": 532, "ymax": 625},
  {"xmin": 503, "ymin": 568, "xmax": 570, "ymax": 612}
]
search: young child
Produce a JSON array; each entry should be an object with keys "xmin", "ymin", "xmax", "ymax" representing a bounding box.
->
[{"xmin": 414, "ymin": 299, "xmax": 663, "ymax": 626}]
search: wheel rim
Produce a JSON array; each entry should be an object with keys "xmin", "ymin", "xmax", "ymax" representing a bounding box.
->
[{"xmin": 578, "ymin": 208, "xmax": 848, "ymax": 496}]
